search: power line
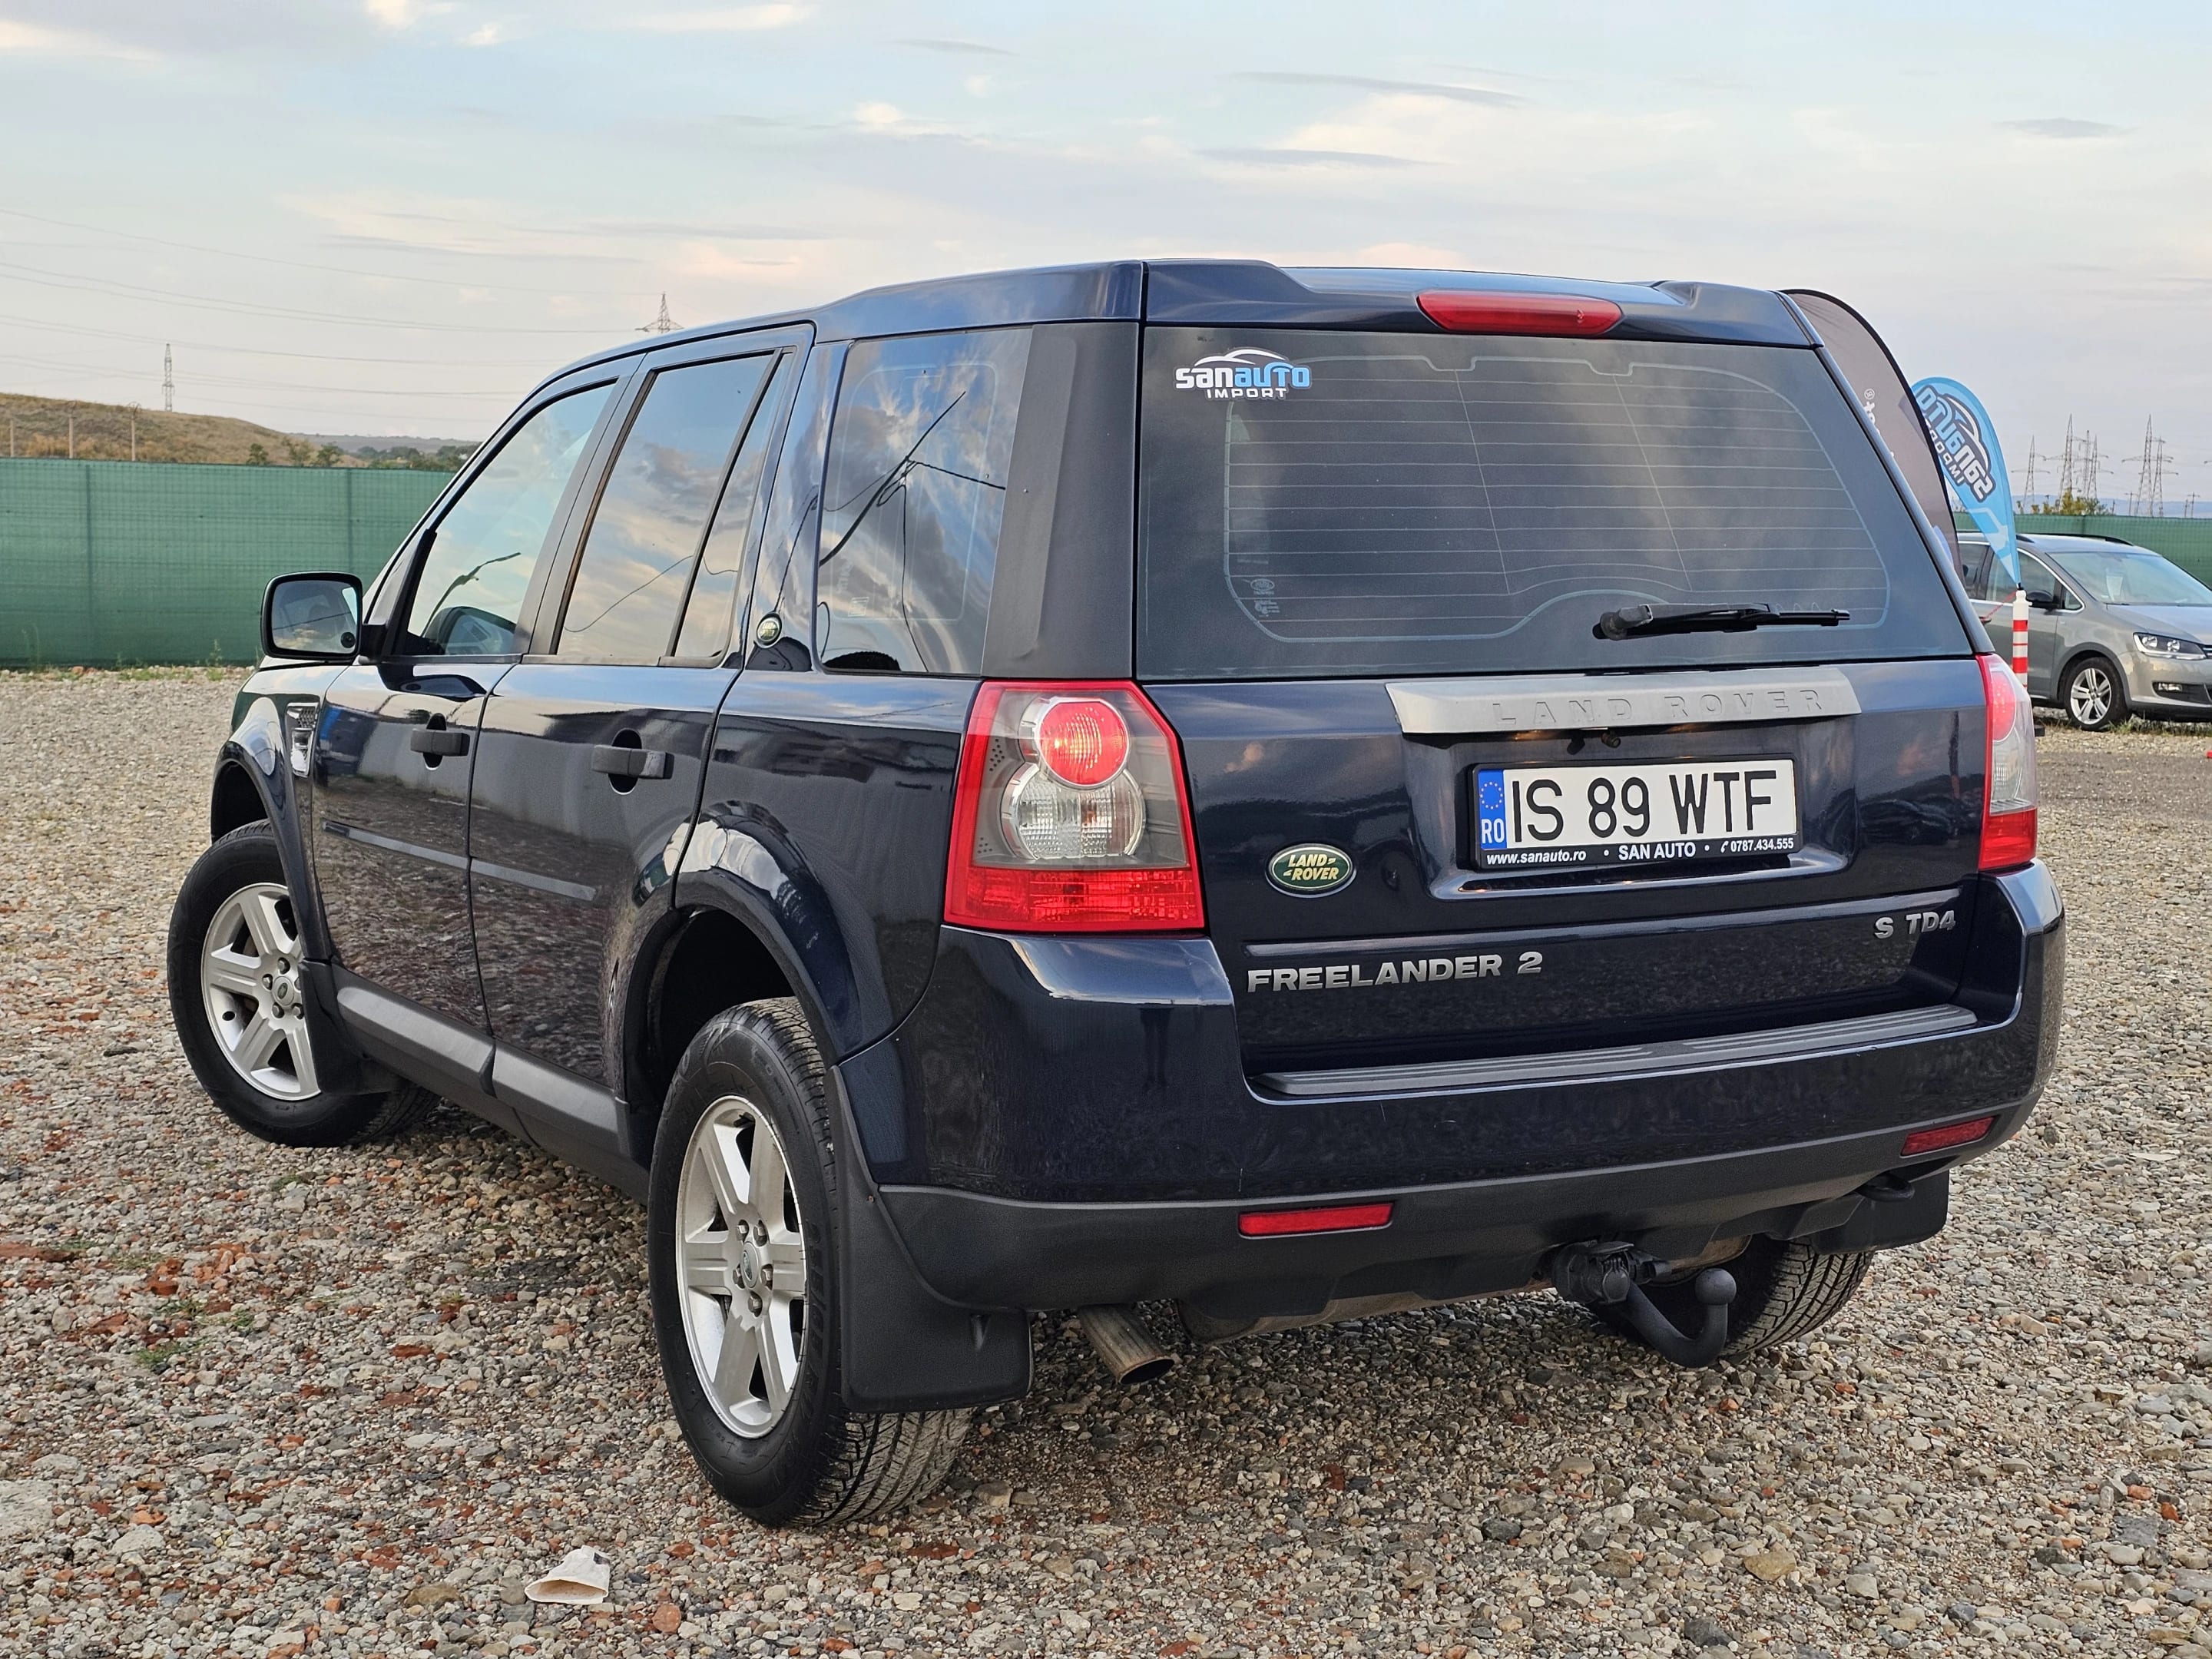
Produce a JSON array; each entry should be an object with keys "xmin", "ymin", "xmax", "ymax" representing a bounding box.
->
[
  {"xmin": 0, "ymin": 204, "xmax": 655, "ymax": 298},
  {"xmin": 0, "ymin": 349, "xmax": 518, "ymax": 398},
  {"xmin": 0, "ymin": 310, "xmax": 555, "ymax": 367},
  {"xmin": 0, "ymin": 258, "xmax": 625, "ymax": 334}
]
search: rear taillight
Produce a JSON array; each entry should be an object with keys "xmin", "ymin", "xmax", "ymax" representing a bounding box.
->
[
  {"xmin": 1417, "ymin": 290, "xmax": 1624, "ymax": 336},
  {"xmin": 1978, "ymin": 654, "xmax": 2038, "ymax": 872},
  {"xmin": 944, "ymin": 681, "xmax": 1205, "ymax": 933}
]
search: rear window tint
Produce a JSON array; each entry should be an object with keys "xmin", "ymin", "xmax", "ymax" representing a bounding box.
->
[{"xmin": 1137, "ymin": 328, "xmax": 1969, "ymax": 679}]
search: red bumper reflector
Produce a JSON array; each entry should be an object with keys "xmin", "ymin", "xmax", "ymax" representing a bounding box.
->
[
  {"xmin": 1417, "ymin": 290, "xmax": 1624, "ymax": 336},
  {"xmin": 1900, "ymin": 1115, "xmax": 1995, "ymax": 1157},
  {"xmin": 1238, "ymin": 1201, "xmax": 1394, "ymax": 1237}
]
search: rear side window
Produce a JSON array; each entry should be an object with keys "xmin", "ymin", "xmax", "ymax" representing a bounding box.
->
[
  {"xmin": 673, "ymin": 353, "xmax": 793, "ymax": 661},
  {"xmin": 816, "ymin": 328, "xmax": 1031, "ymax": 674},
  {"xmin": 557, "ymin": 353, "xmax": 773, "ymax": 663},
  {"xmin": 1137, "ymin": 328, "xmax": 1969, "ymax": 679},
  {"xmin": 404, "ymin": 383, "xmax": 613, "ymax": 656}
]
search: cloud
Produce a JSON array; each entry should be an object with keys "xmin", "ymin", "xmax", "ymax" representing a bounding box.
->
[
  {"xmin": 1999, "ymin": 117, "xmax": 2124, "ymax": 140},
  {"xmin": 465, "ymin": 22, "xmax": 505, "ymax": 45},
  {"xmin": 853, "ymin": 102, "xmax": 903, "ymax": 130},
  {"xmin": 623, "ymin": 5, "xmax": 808, "ymax": 31},
  {"xmin": 898, "ymin": 36, "xmax": 1012, "ymax": 56},
  {"xmin": 0, "ymin": 18, "xmax": 156, "ymax": 58},
  {"xmin": 1200, "ymin": 146, "xmax": 1423, "ymax": 169},
  {"xmin": 1231, "ymin": 71, "xmax": 1520, "ymax": 109},
  {"xmin": 362, "ymin": 0, "xmax": 438, "ymax": 27}
]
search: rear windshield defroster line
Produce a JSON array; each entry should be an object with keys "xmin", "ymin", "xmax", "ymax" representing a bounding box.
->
[{"xmin": 1135, "ymin": 328, "xmax": 1972, "ymax": 680}]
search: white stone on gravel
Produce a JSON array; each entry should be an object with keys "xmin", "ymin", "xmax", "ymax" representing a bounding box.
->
[{"xmin": 0, "ymin": 1480, "xmax": 51, "ymax": 1541}]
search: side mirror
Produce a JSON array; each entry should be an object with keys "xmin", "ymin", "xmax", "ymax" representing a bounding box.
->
[
  {"xmin": 263, "ymin": 572, "xmax": 363, "ymax": 661},
  {"xmin": 2025, "ymin": 589, "xmax": 2059, "ymax": 612}
]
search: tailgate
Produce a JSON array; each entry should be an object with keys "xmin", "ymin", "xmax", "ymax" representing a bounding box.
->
[{"xmin": 1154, "ymin": 659, "xmax": 1988, "ymax": 1076}]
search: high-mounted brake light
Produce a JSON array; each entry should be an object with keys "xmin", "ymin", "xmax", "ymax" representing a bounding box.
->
[
  {"xmin": 1238, "ymin": 1202, "xmax": 1394, "ymax": 1237},
  {"xmin": 1978, "ymin": 654, "xmax": 2038, "ymax": 872},
  {"xmin": 944, "ymin": 681, "xmax": 1205, "ymax": 933},
  {"xmin": 1417, "ymin": 290, "xmax": 1624, "ymax": 336},
  {"xmin": 1901, "ymin": 1115, "xmax": 1995, "ymax": 1157}
]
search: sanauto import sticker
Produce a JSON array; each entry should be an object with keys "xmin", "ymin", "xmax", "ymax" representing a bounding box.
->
[
  {"xmin": 1174, "ymin": 347, "xmax": 1312, "ymax": 399},
  {"xmin": 1267, "ymin": 843, "xmax": 1355, "ymax": 897}
]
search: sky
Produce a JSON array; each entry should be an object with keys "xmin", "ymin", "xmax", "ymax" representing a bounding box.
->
[{"xmin": 1, "ymin": 0, "xmax": 2208, "ymax": 508}]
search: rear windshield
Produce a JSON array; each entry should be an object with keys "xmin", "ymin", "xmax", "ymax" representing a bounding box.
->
[{"xmin": 1137, "ymin": 327, "xmax": 1970, "ymax": 679}]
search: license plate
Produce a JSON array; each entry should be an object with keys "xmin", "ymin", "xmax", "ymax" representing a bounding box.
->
[{"xmin": 1474, "ymin": 759, "xmax": 1800, "ymax": 868}]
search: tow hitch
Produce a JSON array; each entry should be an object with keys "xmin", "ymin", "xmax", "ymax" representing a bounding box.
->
[{"xmin": 1551, "ymin": 1243, "xmax": 1739, "ymax": 1368}]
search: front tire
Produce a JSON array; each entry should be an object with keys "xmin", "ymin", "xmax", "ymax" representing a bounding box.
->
[
  {"xmin": 167, "ymin": 822, "xmax": 435, "ymax": 1146},
  {"xmin": 1594, "ymin": 1238, "xmax": 1873, "ymax": 1359},
  {"xmin": 2062, "ymin": 656, "xmax": 2124, "ymax": 731},
  {"xmin": 647, "ymin": 999, "xmax": 969, "ymax": 1526}
]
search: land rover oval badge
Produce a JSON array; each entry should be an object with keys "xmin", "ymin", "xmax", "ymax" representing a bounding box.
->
[{"xmin": 1267, "ymin": 843, "xmax": 1355, "ymax": 897}]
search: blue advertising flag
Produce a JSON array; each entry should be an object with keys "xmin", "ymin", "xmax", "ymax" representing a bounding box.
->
[{"xmin": 1911, "ymin": 376, "xmax": 2018, "ymax": 588}]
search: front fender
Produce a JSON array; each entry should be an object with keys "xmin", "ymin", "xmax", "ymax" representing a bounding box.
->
[
  {"xmin": 215, "ymin": 696, "xmax": 333, "ymax": 963},
  {"xmin": 207, "ymin": 690, "xmax": 385, "ymax": 1099}
]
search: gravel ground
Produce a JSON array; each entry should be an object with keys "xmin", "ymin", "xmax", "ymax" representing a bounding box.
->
[{"xmin": 2, "ymin": 670, "xmax": 2210, "ymax": 1659}]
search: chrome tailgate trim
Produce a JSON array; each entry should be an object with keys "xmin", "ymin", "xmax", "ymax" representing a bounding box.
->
[{"xmin": 1386, "ymin": 667, "xmax": 1862, "ymax": 734}]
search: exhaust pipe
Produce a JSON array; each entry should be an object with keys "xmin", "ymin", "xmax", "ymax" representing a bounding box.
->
[{"xmin": 1077, "ymin": 1306, "xmax": 1176, "ymax": 1385}]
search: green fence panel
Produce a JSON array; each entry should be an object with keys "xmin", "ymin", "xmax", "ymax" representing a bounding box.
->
[
  {"xmin": 0, "ymin": 459, "xmax": 450, "ymax": 666},
  {"xmin": 1959, "ymin": 512, "xmax": 2212, "ymax": 588}
]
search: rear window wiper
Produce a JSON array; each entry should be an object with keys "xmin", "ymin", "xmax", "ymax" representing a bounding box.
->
[{"xmin": 1594, "ymin": 603, "xmax": 1851, "ymax": 641}]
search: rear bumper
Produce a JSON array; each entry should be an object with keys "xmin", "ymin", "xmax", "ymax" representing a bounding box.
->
[
  {"xmin": 881, "ymin": 1117, "xmax": 1962, "ymax": 1320},
  {"xmin": 839, "ymin": 862, "xmax": 2061, "ymax": 1320}
]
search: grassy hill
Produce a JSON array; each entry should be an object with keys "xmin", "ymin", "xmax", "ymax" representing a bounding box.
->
[{"xmin": 0, "ymin": 394, "xmax": 465, "ymax": 468}]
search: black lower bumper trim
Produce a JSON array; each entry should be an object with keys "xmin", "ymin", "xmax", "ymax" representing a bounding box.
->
[{"xmin": 879, "ymin": 1113, "xmax": 1998, "ymax": 1320}]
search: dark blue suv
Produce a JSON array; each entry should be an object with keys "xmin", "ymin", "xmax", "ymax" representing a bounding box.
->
[{"xmin": 168, "ymin": 262, "xmax": 2063, "ymax": 1525}]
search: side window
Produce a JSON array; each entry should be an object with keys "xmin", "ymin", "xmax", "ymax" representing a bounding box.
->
[
  {"xmin": 2021, "ymin": 552, "xmax": 2065, "ymax": 606},
  {"xmin": 816, "ymin": 328, "xmax": 1031, "ymax": 674},
  {"xmin": 404, "ymin": 383, "xmax": 614, "ymax": 656},
  {"xmin": 743, "ymin": 343, "xmax": 845, "ymax": 671},
  {"xmin": 1959, "ymin": 542, "xmax": 1997, "ymax": 601},
  {"xmin": 555, "ymin": 354, "xmax": 773, "ymax": 664},
  {"xmin": 673, "ymin": 353, "xmax": 793, "ymax": 661}
]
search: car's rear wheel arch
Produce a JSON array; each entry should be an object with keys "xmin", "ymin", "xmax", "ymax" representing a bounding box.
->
[{"xmin": 629, "ymin": 900, "xmax": 836, "ymax": 1136}]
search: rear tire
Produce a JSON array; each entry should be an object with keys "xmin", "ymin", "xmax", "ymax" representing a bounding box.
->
[
  {"xmin": 2061, "ymin": 656, "xmax": 2124, "ymax": 731},
  {"xmin": 647, "ymin": 998, "xmax": 969, "ymax": 1525},
  {"xmin": 1594, "ymin": 1238, "xmax": 1873, "ymax": 1359},
  {"xmin": 167, "ymin": 822, "xmax": 437, "ymax": 1147}
]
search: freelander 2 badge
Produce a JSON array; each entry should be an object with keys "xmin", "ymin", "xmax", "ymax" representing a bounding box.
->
[{"xmin": 1267, "ymin": 843, "xmax": 1356, "ymax": 897}]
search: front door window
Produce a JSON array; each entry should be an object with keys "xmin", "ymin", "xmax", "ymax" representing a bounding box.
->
[{"xmin": 404, "ymin": 383, "xmax": 615, "ymax": 655}]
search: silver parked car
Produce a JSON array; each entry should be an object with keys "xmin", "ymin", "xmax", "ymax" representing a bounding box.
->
[{"xmin": 1961, "ymin": 531, "xmax": 2212, "ymax": 730}]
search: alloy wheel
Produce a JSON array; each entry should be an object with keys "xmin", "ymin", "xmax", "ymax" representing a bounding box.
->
[
  {"xmin": 2069, "ymin": 665, "xmax": 2114, "ymax": 728},
  {"xmin": 674, "ymin": 1096, "xmax": 808, "ymax": 1437},
  {"xmin": 199, "ymin": 881, "xmax": 319, "ymax": 1100}
]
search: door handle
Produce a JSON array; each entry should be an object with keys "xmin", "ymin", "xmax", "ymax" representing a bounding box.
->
[
  {"xmin": 591, "ymin": 743, "xmax": 673, "ymax": 780},
  {"xmin": 408, "ymin": 727, "xmax": 470, "ymax": 757}
]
